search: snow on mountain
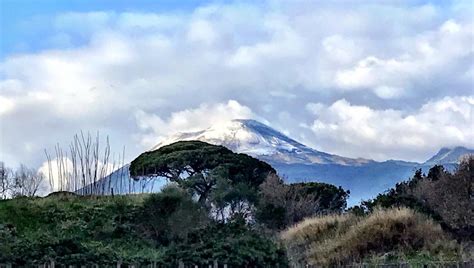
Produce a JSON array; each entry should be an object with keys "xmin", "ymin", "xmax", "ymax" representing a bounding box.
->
[
  {"xmin": 152, "ymin": 119, "xmax": 372, "ymax": 166},
  {"xmin": 85, "ymin": 119, "xmax": 471, "ymax": 205},
  {"xmin": 424, "ymin": 146, "xmax": 474, "ymax": 165}
]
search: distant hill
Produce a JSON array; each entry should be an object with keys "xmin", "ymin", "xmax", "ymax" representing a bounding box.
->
[
  {"xmin": 88, "ymin": 119, "xmax": 473, "ymax": 205},
  {"xmin": 423, "ymin": 146, "xmax": 474, "ymax": 165}
]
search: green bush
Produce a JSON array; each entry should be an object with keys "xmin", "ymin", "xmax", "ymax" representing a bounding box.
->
[
  {"xmin": 256, "ymin": 174, "xmax": 349, "ymax": 229},
  {"xmin": 136, "ymin": 185, "xmax": 209, "ymax": 244}
]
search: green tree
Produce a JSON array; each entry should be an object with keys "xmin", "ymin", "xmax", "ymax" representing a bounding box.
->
[
  {"xmin": 130, "ymin": 141, "xmax": 275, "ymax": 207},
  {"xmin": 256, "ymin": 174, "xmax": 349, "ymax": 229}
]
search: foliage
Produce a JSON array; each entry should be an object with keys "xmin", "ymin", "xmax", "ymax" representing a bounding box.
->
[
  {"xmin": 0, "ymin": 191, "xmax": 287, "ymax": 265},
  {"xmin": 0, "ymin": 194, "xmax": 150, "ymax": 264},
  {"xmin": 136, "ymin": 185, "xmax": 209, "ymax": 243},
  {"xmin": 167, "ymin": 220, "xmax": 288, "ymax": 266},
  {"xmin": 281, "ymin": 208, "xmax": 462, "ymax": 266},
  {"xmin": 354, "ymin": 157, "xmax": 474, "ymax": 240},
  {"xmin": 130, "ymin": 141, "xmax": 276, "ymax": 219},
  {"xmin": 256, "ymin": 174, "xmax": 349, "ymax": 229}
]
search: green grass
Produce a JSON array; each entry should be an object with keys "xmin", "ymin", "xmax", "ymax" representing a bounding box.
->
[
  {"xmin": 0, "ymin": 194, "xmax": 159, "ymax": 264},
  {"xmin": 0, "ymin": 193, "xmax": 288, "ymax": 266}
]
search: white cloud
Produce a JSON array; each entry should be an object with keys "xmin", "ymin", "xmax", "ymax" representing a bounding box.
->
[
  {"xmin": 135, "ymin": 100, "xmax": 256, "ymax": 149},
  {"xmin": 187, "ymin": 19, "xmax": 218, "ymax": 45},
  {"xmin": 322, "ymin": 35, "xmax": 359, "ymax": 64},
  {"xmin": 305, "ymin": 96, "xmax": 474, "ymax": 161},
  {"xmin": 0, "ymin": 96, "xmax": 15, "ymax": 115},
  {"xmin": 37, "ymin": 157, "xmax": 74, "ymax": 194},
  {"xmin": 333, "ymin": 18, "xmax": 473, "ymax": 98},
  {"xmin": 0, "ymin": 1, "xmax": 473, "ymax": 167},
  {"xmin": 374, "ymin": 86, "xmax": 405, "ymax": 99}
]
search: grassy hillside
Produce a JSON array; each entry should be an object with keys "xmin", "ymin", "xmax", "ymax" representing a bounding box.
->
[
  {"xmin": 0, "ymin": 191, "xmax": 286, "ymax": 266},
  {"xmin": 281, "ymin": 207, "xmax": 466, "ymax": 266},
  {"xmin": 0, "ymin": 194, "xmax": 155, "ymax": 264}
]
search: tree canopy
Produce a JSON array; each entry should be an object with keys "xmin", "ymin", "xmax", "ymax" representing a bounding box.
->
[
  {"xmin": 256, "ymin": 174, "xmax": 349, "ymax": 229},
  {"xmin": 129, "ymin": 141, "xmax": 276, "ymax": 205}
]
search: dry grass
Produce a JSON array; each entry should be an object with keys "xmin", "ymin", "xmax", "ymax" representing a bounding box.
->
[
  {"xmin": 281, "ymin": 207, "xmax": 461, "ymax": 266},
  {"xmin": 280, "ymin": 213, "xmax": 358, "ymax": 265}
]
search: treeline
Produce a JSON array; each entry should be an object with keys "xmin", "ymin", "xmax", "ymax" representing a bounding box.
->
[{"xmin": 0, "ymin": 163, "xmax": 44, "ymax": 199}]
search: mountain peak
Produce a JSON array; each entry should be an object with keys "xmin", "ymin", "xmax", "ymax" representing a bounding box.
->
[
  {"xmin": 424, "ymin": 146, "xmax": 473, "ymax": 165},
  {"xmin": 152, "ymin": 119, "xmax": 306, "ymax": 155},
  {"xmin": 151, "ymin": 119, "xmax": 369, "ymax": 166}
]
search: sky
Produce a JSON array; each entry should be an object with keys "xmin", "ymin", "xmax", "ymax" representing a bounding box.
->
[{"xmin": 0, "ymin": 0, "xmax": 473, "ymax": 170}]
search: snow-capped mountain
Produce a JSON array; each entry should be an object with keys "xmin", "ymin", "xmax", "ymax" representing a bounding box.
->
[
  {"xmin": 89, "ymin": 119, "xmax": 472, "ymax": 205},
  {"xmin": 148, "ymin": 119, "xmax": 472, "ymax": 205},
  {"xmin": 152, "ymin": 119, "xmax": 371, "ymax": 166},
  {"xmin": 423, "ymin": 146, "xmax": 474, "ymax": 165}
]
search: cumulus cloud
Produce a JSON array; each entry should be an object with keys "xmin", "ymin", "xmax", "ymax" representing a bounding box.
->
[
  {"xmin": 0, "ymin": 0, "xmax": 472, "ymax": 167},
  {"xmin": 334, "ymin": 18, "xmax": 473, "ymax": 99},
  {"xmin": 0, "ymin": 96, "xmax": 15, "ymax": 115},
  {"xmin": 135, "ymin": 100, "xmax": 257, "ymax": 148},
  {"xmin": 306, "ymin": 96, "xmax": 474, "ymax": 161}
]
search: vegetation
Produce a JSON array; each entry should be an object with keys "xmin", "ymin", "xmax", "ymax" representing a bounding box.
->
[
  {"xmin": 281, "ymin": 207, "xmax": 462, "ymax": 266},
  {"xmin": 354, "ymin": 156, "xmax": 474, "ymax": 240},
  {"xmin": 130, "ymin": 141, "xmax": 276, "ymax": 220},
  {"xmin": 0, "ymin": 162, "xmax": 45, "ymax": 199},
  {"xmin": 256, "ymin": 174, "xmax": 349, "ymax": 230},
  {"xmin": 0, "ymin": 190, "xmax": 287, "ymax": 266},
  {"xmin": 0, "ymin": 194, "xmax": 147, "ymax": 265},
  {"xmin": 1, "ymin": 141, "xmax": 471, "ymax": 265}
]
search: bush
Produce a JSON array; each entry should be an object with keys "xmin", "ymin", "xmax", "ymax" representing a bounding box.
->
[
  {"xmin": 281, "ymin": 208, "xmax": 461, "ymax": 266},
  {"xmin": 256, "ymin": 174, "xmax": 349, "ymax": 229},
  {"xmin": 357, "ymin": 157, "xmax": 474, "ymax": 240},
  {"xmin": 280, "ymin": 213, "xmax": 358, "ymax": 265},
  {"xmin": 137, "ymin": 185, "xmax": 209, "ymax": 244},
  {"xmin": 168, "ymin": 219, "xmax": 288, "ymax": 267}
]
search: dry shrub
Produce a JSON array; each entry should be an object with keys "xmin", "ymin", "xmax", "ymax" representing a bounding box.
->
[
  {"xmin": 411, "ymin": 158, "xmax": 474, "ymax": 236},
  {"xmin": 280, "ymin": 213, "xmax": 358, "ymax": 265},
  {"xmin": 281, "ymin": 207, "xmax": 460, "ymax": 266}
]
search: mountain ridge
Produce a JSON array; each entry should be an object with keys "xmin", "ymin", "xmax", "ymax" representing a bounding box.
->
[{"xmin": 423, "ymin": 146, "xmax": 474, "ymax": 165}]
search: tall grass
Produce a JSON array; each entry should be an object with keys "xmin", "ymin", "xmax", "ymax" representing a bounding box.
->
[{"xmin": 281, "ymin": 207, "xmax": 462, "ymax": 266}]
